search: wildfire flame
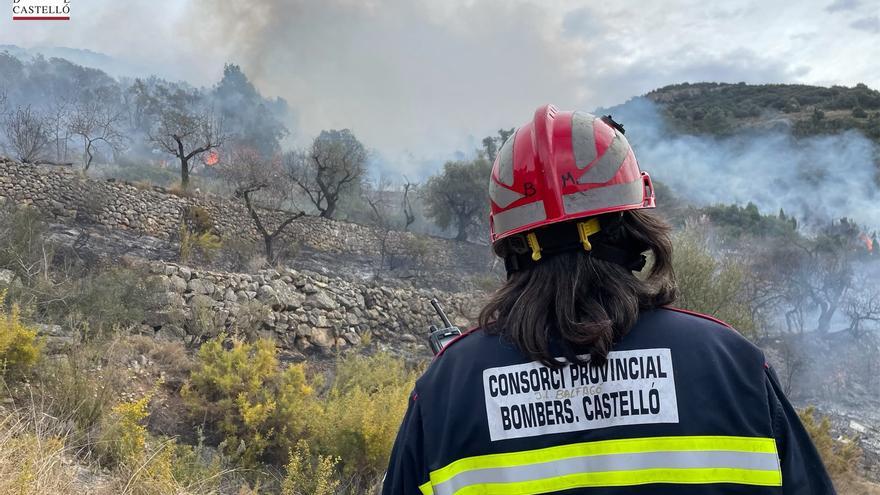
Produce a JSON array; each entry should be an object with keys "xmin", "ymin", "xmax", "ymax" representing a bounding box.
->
[
  {"xmin": 203, "ymin": 150, "xmax": 220, "ymax": 166},
  {"xmin": 859, "ymin": 232, "xmax": 873, "ymax": 253}
]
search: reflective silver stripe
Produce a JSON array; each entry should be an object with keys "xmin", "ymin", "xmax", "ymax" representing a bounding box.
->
[
  {"xmin": 563, "ymin": 178, "xmax": 643, "ymax": 215},
  {"xmin": 578, "ymin": 130, "xmax": 631, "ymax": 184},
  {"xmin": 489, "ymin": 179, "xmax": 525, "ymax": 208},
  {"xmin": 493, "ymin": 201, "xmax": 546, "ymax": 235},
  {"xmin": 432, "ymin": 450, "xmax": 780, "ymax": 495},
  {"xmin": 571, "ymin": 111, "xmax": 597, "ymax": 169},
  {"xmin": 495, "ymin": 129, "xmax": 518, "ymax": 186}
]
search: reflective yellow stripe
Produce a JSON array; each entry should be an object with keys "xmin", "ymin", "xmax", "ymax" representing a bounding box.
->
[
  {"xmin": 425, "ymin": 435, "xmax": 781, "ymax": 494},
  {"xmin": 450, "ymin": 468, "xmax": 782, "ymax": 495}
]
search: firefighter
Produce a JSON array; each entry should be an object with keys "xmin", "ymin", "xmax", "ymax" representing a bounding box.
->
[{"xmin": 382, "ymin": 105, "xmax": 835, "ymax": 494}]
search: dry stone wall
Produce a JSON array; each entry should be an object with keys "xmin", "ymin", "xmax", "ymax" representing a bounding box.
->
[
  {"xmin": 0, "ymin": 158, "xmax": 492, "ymax": 274},
  {"xmin": 144, "ymin": 261, "xmax": 482, "ymax": 358}
]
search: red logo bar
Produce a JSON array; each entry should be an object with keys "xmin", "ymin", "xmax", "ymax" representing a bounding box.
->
[{"xmin": 13, "ymin": 16, "xmax": 69, "ymax": 20}]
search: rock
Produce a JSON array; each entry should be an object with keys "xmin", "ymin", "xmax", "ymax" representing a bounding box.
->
[
  {"xmin": 306, "ymin": 290, "xmax": 337, "ymax": 311},
  {"xmin": 189, "ymin": 294, "xmax": 217, "ymax": 310},
  {"xmin": 144, "ymin": 308, "xmax": 186, "ymax": 327},
  {"xmin": 256, "ymin": 284, "xmax": 277, "ymax": 304},
  {"xmin": 310, "ymin": 327, "xmax": 335, "ymax": 348},
  {"xmin": 295, "ymin": 336, "xmax": 312, "ymax": 352},
  {"xmin": 342, "ymin": 331, "xmax": 361, "ymax": 346},
  {"xmin": 178, "ymin": 266, "xmax": 192, "ymax": 281},
  {"xmin": 168, "ymin": 275, "xmax": 187, "ymax": 293},
  {"xmin": 224, "ymin": 288, "xmax": 237, "ymax": 302},
  {"xmin": 157, "ymin": 324, "xmax": 187, "ymax": 341},
  {"xmin": 36, "ymin": 323, "xmax": 65, "ymax": 336},
  {"xmin": 0, "ymin": 268, "xmax": 16, "ymax": 285},
  {"xmin": 187, "ymin": 278, "xmax": 214, "ymax": 295},
  {"xmin": 307, "ymin": 312, "xmax": 330, "ymax": 328}
]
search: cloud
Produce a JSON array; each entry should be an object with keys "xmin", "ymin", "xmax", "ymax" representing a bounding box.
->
[
  {"xmin": 850, "ymin": 15, "xmax": 880, "ymax": 33},
  {"xmin": 826, "ymin": 0, "xmax": 860, "ymax": 12},
  {"xmin": 591, "ymin": 47, "xmax": 811, "ymax": 112}
]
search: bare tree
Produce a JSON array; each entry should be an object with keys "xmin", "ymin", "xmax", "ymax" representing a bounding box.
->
[
  {"xmin": 221, "ymin": 147, "xmax": 304, "ymax": 265},
  {"xmin": 843, "ymin": 275, "xmax": 880, "ymax": 337},
  {"xmin": 45, "ymin": 98, "xmax": 73, "ymax": 163},
  {"xmin": 2, "ymin": 105, "xmax": 50, "ymax": 163},
  {"xmin": 68, "ymin": 100, "xmax": 127, "ymax": 170},
  {"xmin": 402, "ymin": 177, "xmax": 418, "ymax": 232},
  {"xmin": 289, "ymin": 129, "xmax": 367, "ymax": 219},
  {"xmin": 150, "ymin": 105, "xmax": 224, "ymax": 190},
  {"xmin": 363, "ymin": 177, "xmax": 396, "ymax": 278}
]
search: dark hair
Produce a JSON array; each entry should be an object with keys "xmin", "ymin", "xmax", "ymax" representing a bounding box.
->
[{"xmin": 478, "ymin": 210, "xmax": 677, "ymax": 367}]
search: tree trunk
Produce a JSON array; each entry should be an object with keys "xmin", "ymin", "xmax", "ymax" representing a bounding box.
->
[
  {"xmin": 455, "ymin": 219, "xmax": 468, "ymax": 241},
  {"xmin": 816, "ymin": 303, "xmax": 834, "ymax": 334},
  {"xmin": 264, "ymin": 235, "xmax": 275, "ymax": 265},
  {"xmin": 84, "ymin": 141, "xmax": 94, "ymax": 171},
  {"xmin": 321, "ymin": 200, "xmax": 336, "ymax": 219},
  {"xmin": 180, "ymin": 157, "xmax": 190, "ymax": 190}
]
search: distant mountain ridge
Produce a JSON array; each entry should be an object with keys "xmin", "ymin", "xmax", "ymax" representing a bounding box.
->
[
  {"xmin": 0, "ymin": 44, "xmax": 154, "ymax": 79},
  {"xmin": 641, "ymin": 82, "xmax": 880, "ymax": 142}
]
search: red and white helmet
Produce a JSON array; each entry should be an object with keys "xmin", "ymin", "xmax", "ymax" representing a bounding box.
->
[{"xmin": 489, "ymin": 104, "xmax": 655, "ymax": 246}]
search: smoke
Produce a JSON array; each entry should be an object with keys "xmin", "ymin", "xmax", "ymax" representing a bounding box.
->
[
  {"xmin": 608, "ymin": 98, "xmax": 880, "ymax": 229},
  {"xmin": 180, "ymin": 0, "xmax": 587, "ymax": 177}
]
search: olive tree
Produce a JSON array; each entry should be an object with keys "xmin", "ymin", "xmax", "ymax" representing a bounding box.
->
[
  {"xmin": 68, "ymin": 100, "xmax": 127, "ymax": 170},
  {"xmin": 145, "ymin": 84, "xmax": 224, "ymax": 190},
  {"xmin": 288, "ymin": 129, "xmax": 367, "ymax": 219},
  {"xmin": 423, "ymin": 157, "xmax": 492, "ymax": 241},
  {"xmin": 220, "ymin": 147, "xmax": 304, "ymax": 264}
]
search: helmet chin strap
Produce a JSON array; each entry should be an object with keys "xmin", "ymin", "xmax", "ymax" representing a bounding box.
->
[{"xmin": 501, "ymin": 217, "xmax": 648, "ymax": 277}]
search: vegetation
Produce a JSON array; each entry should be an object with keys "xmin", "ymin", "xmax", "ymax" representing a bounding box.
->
[
  {"xmin": 183, "ymin": 337, "xmax": 418, "ymax": 490},
  {"xmin": 0, "ymin": 291, "xmax": 42, "ymax": 376},
  {"xmin": 3, "ymin": 51, "xmax": 880, "ymax": 491},
  {"xmin": 647, "ymin": 82, "xmax": 880, "ymax": 141},
  {"xmin": 671, "ymin": 227, "xmax": 758, "ymax": 338},
  {"xmin": 423, "ymin": 157, "xmax": 492, "ymax": 241}
]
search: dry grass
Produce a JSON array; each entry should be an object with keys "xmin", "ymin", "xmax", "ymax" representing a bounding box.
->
[
  {"xmin": 0, "ymin": 403, "xmax": 105, "ymax": 495},
  {"xmin": 0, "ymin": 399, "xmax": 249, "ymax": 495}
]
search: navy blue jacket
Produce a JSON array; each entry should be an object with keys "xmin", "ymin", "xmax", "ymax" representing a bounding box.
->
[{"xmin": 382, "ymin": 307, "xmax": 834, "ymax": 495}]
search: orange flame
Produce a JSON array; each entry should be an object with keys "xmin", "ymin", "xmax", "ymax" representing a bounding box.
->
[
  {"xmin": 203, "ymin": 150, "xmax": 220, "ymax": 166},
  {"xmin": 859, "ymin": 232, "xmax": 873, "ymax": 253}
]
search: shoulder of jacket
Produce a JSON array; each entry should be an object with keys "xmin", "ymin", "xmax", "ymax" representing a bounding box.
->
[
  {"xmin": 660, "ymin": 306, "xmax": 734, "ymax": 329},
  {"xmin": 432, "ymin": 326, "xmax": 483, "ymax": 360}
]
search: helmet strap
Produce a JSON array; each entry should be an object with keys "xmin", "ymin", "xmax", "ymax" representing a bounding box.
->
[{"xmin": 501, "ymin": 216, "xmax": 648, "ymax": 277}]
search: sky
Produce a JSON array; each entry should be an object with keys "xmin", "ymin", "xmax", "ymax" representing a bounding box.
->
[{"xmin": 1, "ymin": 0, "xmax": 878, "ymax": 176}]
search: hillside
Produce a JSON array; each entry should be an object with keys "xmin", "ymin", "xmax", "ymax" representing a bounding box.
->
[
  {"xmin": 644, "ymin": 82, "xmax": 880, "ymax": 140},
  {"xmin": 3, "ymin": 76, "xmax": 880, "ymax": 493}
]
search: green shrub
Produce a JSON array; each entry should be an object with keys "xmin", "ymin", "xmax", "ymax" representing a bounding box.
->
[
  {"xmin": 0, "ymin": 205, "xmax": 50, "ymax": 282},
  {"xmin": 315, "ymin": 352, "xmax": 419, "ymax": 477},
  {"xmin": 182, "ymin": 337, "xmax": 420, "ymax": 488},
  {"xmin": 281, "ymin": 440, "xmax": 341, "ymax": 495},
  {"xmin": 179, "ymin": 223, "xmax": 222, "ymax": 264},
  {"xmin": 798, "ymin": 406, "xmax": 863, "ymax": 490},
  {"xmin": 672, "ymin": 228, "xmax": 758, "ymax": 338},
  {"xmin": 96, "ymin": 393, "xmax": 152, "ymax": 467},
  {"xmin": 181, "ymin": 336, "xmax": 316, "ymax": 466},
  {"xmin": 0, "ymin": 291, "xmax": 42, "ymax": 377},
  {"xmin": 68, "ymin": 268, "xmax": 161, "ymax": 337}
]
